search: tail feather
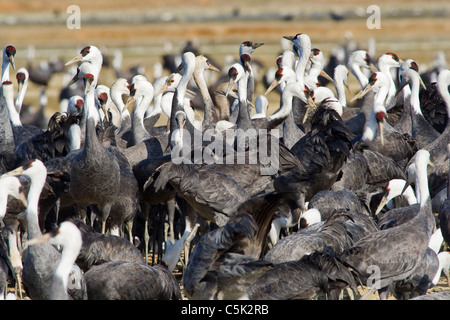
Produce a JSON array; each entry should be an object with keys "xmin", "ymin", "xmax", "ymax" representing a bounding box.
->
[
  {"xmin": 305, "ymin": 247, "xmax": 359, "ymax": 292},
  {"xmin": 237, "ymin": 192, "xmax": 296, "ymax": 259},
  {"xmin": 144, "ymin": 162, "xmax": 191, "ymax": 192}
]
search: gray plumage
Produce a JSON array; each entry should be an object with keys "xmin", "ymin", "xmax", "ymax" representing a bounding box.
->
[
  {"xmin": 438, "ymin": 144, "xmax": 450, "ymax": 246},
  {"xmin": 0, "ymin": 230, "xmax": 16, "ymax": 299},
  {"xmin": 13, "ymin": 160, "xmax": 87, "ymax": 300},
  {"xmin": 183, "ymin": 213, "xmax": 273, "ymax": 300},
  {"xmin": 392, "ymin": 247, "xmax": 439, "ymax": 299},
  {"xmin": 339, "ymin": 150, "xmax": 435, "ymax": 300},
  {"xmin": 377, "ymin": 203, "xmax": 420, "ymax": 230},
  {"xmin": 152, "ymin": 162, "xmax": 250, "ymax": 227},
  {"xmin": 308, "ymin": 190, "xmax": 365, "ymax": 220},
  {"xmin": 69, "ymin": 219, "xmax": 145, "ymax": 272},
  {"xmin": 84, "ymin": 261, "xmax": 181, "ymax": 300},
  {"xmin": 274, "ymin": 107, "xmax": 354, "ymax": 211},
  {"xmin": 248, "ymin": 249, "xmax": 357, "ymax": 300},
  {"xmin": 264, "ymin": 214, "xmax": 360, "ymax": 264},
  {"xmin": 410, "ymin": 290, "xmax": 450, "ymax": 300},
  {"xmin": 70, "ymin": 78, "xmax": 138, "ymax": 235}
]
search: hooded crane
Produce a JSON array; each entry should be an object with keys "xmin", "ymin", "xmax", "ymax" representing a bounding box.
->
[
  {"xmin": 67, "ymin": 46, "xmax": 138, "ymax": 238},
  {"xmin": 26, "ymin": 220, "xmax": 181, "ymax": 300},
  {"xmin": 339, "ymin": 149, "xmax": 435, "ymax": 300},
  {"xmin": 6, "ymin": 159, "xmax": 87, "ymax": 300}
]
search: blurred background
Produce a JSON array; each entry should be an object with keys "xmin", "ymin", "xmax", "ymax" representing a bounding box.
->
[{"xmin": 1, "ymin": 0, "xmax": 449, "ymax": 122}]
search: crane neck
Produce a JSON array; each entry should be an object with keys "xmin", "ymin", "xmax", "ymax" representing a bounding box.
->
[
  {"xmin": 3, "ymin": 85, "xmax": 22, "ymax": 126},
  {"xmin": 334, "ymin": 77, "xmax": 347, "ymax": 107},
  {"xmin": 236, "ymin": 70, "xmax": 253, "ymax": 131},
  {"xmin": 0, "ymin": 183, "xmax": 9, "ymax": 220},
  {"xmin": 378, "ymin": 65, "xmax": 397, "ymax": 109},
  {"xmin": 170, "ymin": 56, "xmax": 196, "ymax": 136},
  {"xmin": 69, "ymin": 123, "xmax": 82, "ymax": 151},
  {"xmin": 374, "ymin": 82, "xmax": 390, "ymax": 106},
  {"xmin": 131, "ymin": 92, "xmax": 154, "ymax": 145},
  {"xmin": 160, "ymin": 91, "xmax": 174, "ymax": 118},
  {"xmin": 193, "ymin": 67, "xmax": 219, "ymax": 130},
  {"xmin": 295, "ymin": 43, "xmax": 311, "ymax": 84},
  {"xmin": 416, "ymin": 152, "xmax": 434, "ymax": 238},
  {"xmin": 1, "ymin": 59, "xmax": 10, "ymax": 83},
  {"xmin": 110, "ymin": 87, "xmax": 131, "ymax": 133},
  {"xmin": 15, "ymin": 81, "xmax": 28, "ymax": 113},
  {"xmin": 306, "ymin": 63, "xmax": 322, "ymax": 87},
  {"xmin": 268, "ymin": 82, "xmax": 295, "ymax": 123},
  {"xmin": 409, "ymin": 74, "xmax": 422, "ymax": 115},
  {"xmin": 26, "ymin": 174, "xmax": 46, "ymax": 239},
  {"xmin": 147, "ymin": 93, "xmax": 162, "ymax": 120},
  {"xmin": 349, "ymin": 63, "xmax": 368, "ymax": 90},
  {"xmin": 83, "ymin": 87, "xmax": 102, "ymax": 153},
  {"xmin": 176, "ymin": 59, "xmax": 195, "ymax": 107},
  {"xmin": 110, "ymin": 88, "xmax": 125, "ymax": 114},
  {"xmin": 437, "ymin": 75, "xmax": 450, "ymax": 120},
  {"xmin": 52, "ymin": 236, "xmax": 82, "ymax": 300}
]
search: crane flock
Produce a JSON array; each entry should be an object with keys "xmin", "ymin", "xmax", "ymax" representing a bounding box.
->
[{"xmin": 0, "ymin": 30, "xmax": 449, "ymax": 301}]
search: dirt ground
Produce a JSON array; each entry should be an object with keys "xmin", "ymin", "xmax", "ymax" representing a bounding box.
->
[{"xmin": 2, "ymin": 0, "xmax": 450, "ymax": 300}]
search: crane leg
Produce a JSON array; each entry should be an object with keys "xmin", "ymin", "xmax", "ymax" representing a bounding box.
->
[
  {"xmin": 166, "ymin": 198, "xmax": 176, "ymax": 243},
  {"xmin": 125, "ymin": 220, "xmax": 133, "ymax": 243},
  {"xmin": 183, "ymin": 223, "xmax": 199, "ymax": 268},
  {"xmin": 142, "ymin": 201, "xmax": 151, "ymax": 264},
  {"xmin": 144, "ymin": 219, "xmax": 150, "ymax": 264}
]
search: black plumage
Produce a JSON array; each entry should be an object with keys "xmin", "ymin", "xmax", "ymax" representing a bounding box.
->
[
  {"xmin": 69, "ymin": 219, "xmax": 145, "ymax": 272},
  {"xmin": 248, "ymin": 248, "xmax": 357, "ymax": 300},
  {"xmin": 274, "ymin": 107, "xmax": 354, "ymax": 210}
]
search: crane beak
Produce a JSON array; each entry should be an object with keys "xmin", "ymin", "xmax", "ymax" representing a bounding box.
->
[
  {"xmin": 24, "ymin": 233, "xmax": 52, "ymax": 249},
  {"xmin": 155, "ymin": 83, "xmax": 169, "ymax": 97},
  {"xmin": 419, "ymin": 76, "xmax": 427, "ymax": 90},
  {"xmin": 9, "ymin": 56, "xmax": 15, "ymax": 70},
  {"xmin": 175, "ymin": 63, "xmax": 184, "ymax": 74},
  {"xmin": 101, "ymin": 105, "xmax": 110, "ymax": 122},
  {"xmin": 208, "ymin": 63, "xmax": 220, "ymax": 73},
  {"xmin": 319, "ymin": 70, "xmax": 334, "ymax": 83},
  {"xmin": 17, "ymin": 82, "xmax": 23, "ymax": 94},
  {"xmin": 351, "ymin": 83, "xmax": 372, "ymax": 102},
  {"xmin": 283, "ymin": 35, "xmax": 295, "ymax": 41},
  {"xmin": 65, "ymin": 53, "xmax": 83, "ymax": 66},
  {"xmin": 399, "ymin": 180, "xmax": 413, "ymax": 200},
  {"xmin": 66, "ymin": 75, "xmax": 79, "ymax": 88},
  {"xmin": 243, "ymin": 61, "xmax": 252, "ymax": 74},
  {"xmin": 374, "ymin": 192, "xmax": 390, "ymax": 216},
  {"xmin": 3, "ymin": 166, "xmax": 25, "ymax": 177},
  {"xmin": 226, "ymin": 78, "xmax": 236, "ymax": 97},
  {"xmin": 84, "ymin": 80, "xmax": 92, "ymax": 96},
  {"xmin": 265, "ymin": 79, "xmax": 279, "ymax": 96},
  {"xmin": 252, "ymin": 42, "xmax": 264, "ymax": 49}
]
